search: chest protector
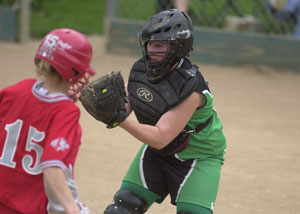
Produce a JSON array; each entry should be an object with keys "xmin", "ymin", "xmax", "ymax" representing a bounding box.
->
[{"xmin": 128, "ymin": 59, "xmax": 198, "ymax": 155}]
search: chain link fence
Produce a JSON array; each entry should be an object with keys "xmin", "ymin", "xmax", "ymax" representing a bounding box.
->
[{"xmin": 110, "ymin": 0, "xmax": 298, "ymax": 38}]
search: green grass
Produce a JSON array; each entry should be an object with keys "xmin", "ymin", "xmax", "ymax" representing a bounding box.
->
[
  {"xmin": 13, "ymin": 0, "xmax": 292, "ymax": 38},
  {"xmin": 118, "ymin": 0, "xmax": 256, "ymax": 26},
  {"xmin": 118, "ymin": 0, "xmax": 156, "ymax": 20},
  {"xmin": 30, "ymin": 0, "xmax": 105, "ymax": 38}
]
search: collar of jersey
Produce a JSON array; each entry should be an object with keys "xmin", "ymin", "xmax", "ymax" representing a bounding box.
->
[{"xmin": 32, "ymin": 81, "xmax": 71, "ymax": 103}]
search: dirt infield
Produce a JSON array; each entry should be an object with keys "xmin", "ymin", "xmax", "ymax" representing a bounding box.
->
[{"xmin": 1, "ymin": 36, "xmax": 300, "ymax": 214}]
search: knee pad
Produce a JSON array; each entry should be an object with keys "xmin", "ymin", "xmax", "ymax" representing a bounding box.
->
[{"xmin": 104, "ymin": 189, "xmax": 148, "ymax": 214}]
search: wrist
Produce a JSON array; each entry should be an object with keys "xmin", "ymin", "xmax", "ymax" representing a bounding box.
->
[{"xmin": 119, "ymin": 117, "xmax": 128, "ymax": 128}]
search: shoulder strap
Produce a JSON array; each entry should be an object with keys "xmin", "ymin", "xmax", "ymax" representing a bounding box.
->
[{"xmin": 182, "ymin": 115, "xmax": 213, "ymax": 135}]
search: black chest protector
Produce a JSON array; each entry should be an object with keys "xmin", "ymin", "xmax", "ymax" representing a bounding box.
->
[
  {"xmin": 127, "ymin": 59, "xmax": 203, "ymax": 155},
  {"xmin": 128, "ymin": 59, "xmax": 198, "ymax": 126}
]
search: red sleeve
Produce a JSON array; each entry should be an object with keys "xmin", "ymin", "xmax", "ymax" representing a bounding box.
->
[{"xmin": 40, "ymin": 104, "xmax": 82, "ymax": 171}]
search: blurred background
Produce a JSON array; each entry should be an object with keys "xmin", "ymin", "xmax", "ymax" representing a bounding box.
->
[
  {"xmin": 1, "ymin": 2, "xmax": 300, "ymax": 213},
  {"xmin": 0, "ymin": 0, "xmax": 299, "ymax": 70},
  {"xmin": 0, "ymin": 0, "xmax": 298, "ymax": 39}
]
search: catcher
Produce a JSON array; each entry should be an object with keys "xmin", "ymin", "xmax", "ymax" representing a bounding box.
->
[{"xmin": 80, "ymin": 9, "xmax": 227, "ymax": 214}]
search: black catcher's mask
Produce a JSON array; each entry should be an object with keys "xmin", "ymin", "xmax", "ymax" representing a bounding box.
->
[{"xmin": 139, "ymin": 9, "xmax": 194, "ymax": 82}]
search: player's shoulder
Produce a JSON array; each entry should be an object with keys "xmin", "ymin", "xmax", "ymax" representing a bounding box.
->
[
  {"xmin": 54, "ymin": 99, "xmax": 80, "ymax": 112},
  {"xmin": 3, "ymin": 78, "xmax": 35, "ymax": 91},
  {"xmin": 0, "ymin": 78, "xmax": 35, "ymax": 100},
  {"xmin": 181, "ymin": 58, "xmax": 206, "ymax": 78},
  {"xmin": 180, "ymin": 58, "xmax": 209, "ymax": 93},
  {"xmin": 14, "ymin": 78, "xmax": 35, "ymax": 87},
  {"xmin": 50, "ymin": 100, "xmax": 81, "ymax": 121},
  {"xmin": 131, "ymin": 57, "xmax": 146, "ymax": 72}
]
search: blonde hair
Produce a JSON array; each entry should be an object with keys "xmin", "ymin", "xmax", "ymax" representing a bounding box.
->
[{"xmin": 36, "ymin": 60, "xmax": 63, "ymax": 82}]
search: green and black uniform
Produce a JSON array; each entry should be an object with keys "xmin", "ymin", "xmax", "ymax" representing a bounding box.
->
[{"xmin": 122, "ymin": 57, "xmax": 226, "ymax": 213}]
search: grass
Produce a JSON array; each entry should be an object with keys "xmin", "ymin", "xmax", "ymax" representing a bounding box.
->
[
  {"xmin": 116, "ymin": 0, "xmax": 293, "ymax": 35},
  {"xmin": 1, "ymin": 0, "xmax": 291, "ymax": 38},
  {"xmin": 30, "ymin": 0, "xmax": 105, "ymax": 38},
  {"xmin": 118, "ymin": 0, "xmax": 257, "ymax": 26}
]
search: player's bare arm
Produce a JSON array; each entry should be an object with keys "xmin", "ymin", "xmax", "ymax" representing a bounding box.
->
[
  {"xmin": 119, "ymin": 92, "xmax": 204, "ymax": 149},
  {"xmin": 43, "ymin": 167, "xmax": 81, "ymax": 214}
]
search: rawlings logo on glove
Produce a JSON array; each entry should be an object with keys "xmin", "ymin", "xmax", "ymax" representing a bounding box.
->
[{"xmin": 79, "ymin": 71, "xmax": 127, "ymax": 128}]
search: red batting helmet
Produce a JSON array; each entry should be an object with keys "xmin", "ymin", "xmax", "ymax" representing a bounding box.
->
[{"xmin": 34, "ymin": 28, "xmax": 96, "ymax": 91}]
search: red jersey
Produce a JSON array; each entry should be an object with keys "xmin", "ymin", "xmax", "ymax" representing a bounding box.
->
[{"xmin": 0, "ymin": 79, "xmax": 82, "ymax": 213}]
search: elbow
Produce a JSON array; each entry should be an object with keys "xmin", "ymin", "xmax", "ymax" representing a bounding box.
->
[
  {"xmin": 150, "ymin": 139, "xmax": 170, "ymax": 150},
  {"xmin": 149, "ymin": 130, "xmax": 175, "ymax": 150},
  {"xmin": 152, "ymin": 144, "xmax": 165, "ymax": 150}
]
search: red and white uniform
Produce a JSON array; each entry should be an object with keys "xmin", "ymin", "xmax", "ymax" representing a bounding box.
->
[{"xmin": 0, "ymin": 78, "xmax": 82, "ymax": 214}]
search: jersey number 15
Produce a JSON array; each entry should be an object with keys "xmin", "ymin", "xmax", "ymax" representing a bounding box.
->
[{"xmin": 0, "ymin": 119, "xmax": 45, "ymax": 175}]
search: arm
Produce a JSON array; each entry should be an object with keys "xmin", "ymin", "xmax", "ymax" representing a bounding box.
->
[
  {"xmin": 119, "ymin": 92, "xmax": 205, "ymax": 150},
  {"xmin": 125, "ymin": 84, "xmax": 133, "ymax": 115},
  {"xmin": 175, "ymin": 0, "xmax": 189, "ymax": 12},
  {"xmin": 43, "ymin": 167, "xmax": 80, "ymax": 214}
]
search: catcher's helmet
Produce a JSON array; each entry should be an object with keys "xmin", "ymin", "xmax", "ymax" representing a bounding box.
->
[
  {"xmin": 139, "ymin": 9, "xmax": 194, "ymax": 82},
  {"xmin": 34, "ymin": 28, "xmax": 95, "ymax": 91}
]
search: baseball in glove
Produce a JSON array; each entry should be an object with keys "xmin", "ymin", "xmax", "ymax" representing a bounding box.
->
[{"xmin": 79, "ymin": 71, "xmax": 127, "ymax": 128}]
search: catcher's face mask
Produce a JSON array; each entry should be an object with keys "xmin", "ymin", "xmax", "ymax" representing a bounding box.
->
[
  {"xmin": 141, "ymin": 40, "xmax": 178, "ymax": 82},
  {"xmin": 139, "ymin": 9, "xmax": 194, "ymax": 82},
  {"xmin": 146, "ymin": 42, "xmax": 170, "ymax": 62}
]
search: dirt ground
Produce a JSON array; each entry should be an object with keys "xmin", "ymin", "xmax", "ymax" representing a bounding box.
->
[{"xmin": 1, "ymin": 35, "xmax": 300, "ymax": 214}]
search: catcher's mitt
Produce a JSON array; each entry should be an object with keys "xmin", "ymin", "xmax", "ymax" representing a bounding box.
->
[{"xmin": 79, "ymin": 71, "xmax": 127, "ymax": 128}]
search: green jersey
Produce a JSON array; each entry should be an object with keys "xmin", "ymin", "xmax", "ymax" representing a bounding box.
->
[{"xmin": 178, "ymin": 89, "xmax": 227, "ymax": 160}]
